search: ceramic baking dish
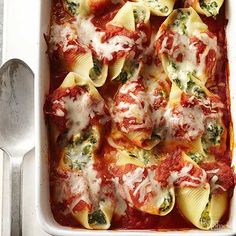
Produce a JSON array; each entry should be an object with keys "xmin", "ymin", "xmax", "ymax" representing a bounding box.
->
[{"xmin": 35, "ymin": 0, "xmax": 236, "ymax": 235}]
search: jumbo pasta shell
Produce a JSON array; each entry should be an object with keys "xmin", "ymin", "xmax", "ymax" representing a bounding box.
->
[
  {"xmin": 69, "ymin": 51, "xmax": 94, "ymax": 79},
  {"xmin": 108, "ymin": 2, "xmax": 136, "ymax": 31},
  {"xmin": 140, "ymin": 0, "xmax": 175, "ymax": 16},
  {"xmin": 109, "ymin": 57, "xmax": 126, "ymax": 80},
  {"xmin": 176, "ymin": 185, "xmax": 211, "ymax": 229},
  {"xmin": 140, "ymin": 187, "xmax": 175, "ymax": 216},
  {"xmin": 189, "ymin": 0, "xmax": 224, "ymax": 17},
  {"xmin": 90, "ymin": 63, "xmax": 108, "ymax": 87}
]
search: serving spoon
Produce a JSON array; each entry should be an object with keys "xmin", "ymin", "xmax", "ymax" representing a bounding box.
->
[{"xmin": 0, "ymin": 59, "xmax": 34, "ymax": 236}]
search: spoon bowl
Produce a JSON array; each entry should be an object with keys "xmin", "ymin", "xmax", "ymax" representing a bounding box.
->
[
  {"xmin": 0, "ymin": 59, "xmax": 34, "ymax": 236},
  {"xmin": 0, "ymin": 59, "xmax": 34, "ymax": 157}
]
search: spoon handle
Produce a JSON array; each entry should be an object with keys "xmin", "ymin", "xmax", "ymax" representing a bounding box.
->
[{"xmin": 10, "ymin": 156, "xmax": 23, "ymax": 236}]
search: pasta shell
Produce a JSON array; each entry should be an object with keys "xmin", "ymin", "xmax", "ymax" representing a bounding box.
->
[
  {"xmin": 177, "ymin": 184, "xmax": 228, "ymax": 230},
  {"xmin": 140, "ymin": 0, "xmax": 175, "ymax": 16},
  {"xmin": 132, "ymin": 2, "xmax": 151, "ymax": 24},
  {"xmin": 69, "ymin": 51, "xmax": 94, "ymax": 79},
  {"xmin": 161, "ymin": 7, "xmax": 208, "ymax": 36},
  {"xmin": 168, "ymin": 82, "xmax": 182, "ymax": 107},
  {"xmin": 72, "ymin": 198, "xmax": 114, "ymax": 229},
  {"xmin": 60, "ymin": 72, "xmax": 103, "ymax": 100},
  {"xmin": 115, "ymin": 145, "xmax": 158, "ymax": 167},
  {"xmin": 140, "ymin": 187, "xmax": 175, "ymax": 216},
  {"xmin": 125, "ymin": 130, "xmax": 159, "ymax": 151},
  {"xmin": 190, "ymin": 0, "xmax": 224, "ymax": 17},
  {"xmin": 90, "ymin": 62, "xmax": 108, "ymax": 87},
  {"xmin": 116, "ymin": 149, "xmax": 145, "ymax": 167},
  {"xmin": 176, "ymin": 185, "xmax": 211, "ymax": 229},
  {"xmin": 208, "ymin": 192, "xmax": 228, "ymax": 228},
  {"xmin": 108, "ymin": 2, "xmax": 136, "ymax": 31},
  {"xmin": 109, "ymin": 57, "xmax": 126, "ymax": 80},
  {"xmin": 78, "ymin": 0, "xmax": 91, "ymax": 16},
  {"xmin": 157, "ymin": 8, "xmax": 214, "ymax": 91},
  {"xmin": 186, "ymin": 138, "xmax": 207, "ymax": 164}
]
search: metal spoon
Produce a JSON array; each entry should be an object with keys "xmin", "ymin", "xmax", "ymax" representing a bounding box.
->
[{"xmin": 0, "ymin": 59, "xmax": 34, "ymax": 236}]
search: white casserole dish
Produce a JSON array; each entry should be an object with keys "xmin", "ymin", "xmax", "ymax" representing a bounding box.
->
[{"xmin": 35, "ymin": 0, "xmax": 236, "ymax": 235}]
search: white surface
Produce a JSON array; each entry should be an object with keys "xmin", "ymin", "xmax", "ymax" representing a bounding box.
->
[{"xmin": 1, "ymin": 0, "xmax": 48, "ymax": 235}]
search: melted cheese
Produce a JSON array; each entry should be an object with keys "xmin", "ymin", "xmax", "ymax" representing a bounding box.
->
[
  {"xmin": 164, "ymin": 106, "xmax": 205, "ymax": 140},
  {"xmin": 84, "ymin": 161, "xmax": 102, "ymax": 204},
  {"xmin": 50, "ymin": 23, "xmax": 78, "ymax": 52},
  {"xmin": 77, "ymin": 17, "xmax": 135, "ymax": 61},
  {"xmin": 113, "ymin": 177, "xmax": 128, "ymax": 216},
  {"xmin": 168, "ymin": 164, "xmax": 207, "ymax": 187},
  {"xmin": 112, "ymin": 78, "xmax": 152, "ymax": 133},
  {"xmin": 160, "ymin": 32, "xmax": 217, "ymax": 88},
  {"xmin": 55, "ymin": 172, "xmax": 91, "ymax": 208},
  {"xmin": 55, "ymin": 159, "xmax": 103, "ymax": 213},
  {"xmin": 118, "ymin": 167, "xmax": 173, "ymax": 208},
  {"xmin": 210, "ymin": 175, "xmax": 226, "ymax": 192},
  {"xmin": 55, "ymin": 92, "xmax": 105, "ymax": 137},
  {"xmin": 62, "ymin": 93, "xmax": 92, "ymax": 137},
  {"xmin": 122, "ymin": 167, "xmax": 144, "ymax": 188}
]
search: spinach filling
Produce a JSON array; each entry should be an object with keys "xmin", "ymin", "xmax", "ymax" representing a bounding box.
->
[
  {"xmin": 201, "ymin": 121, "xmax": 223, "ymax": 152},
  {"xmin": 200, "ymin": 1, "xmax": 218, "ymax": 16},
  {"xmin": 186, "ymin": 79, "xmax": 205, "ymax": 98},
  {"xmin": 172, "ymin": 9, "xmax": 190, "ymax": 34},
  {"xmin": 127, "ymin": 148, "xmax": 156, "ymax": 165},
  {"xmin": 115, "ymin": 61, "xmax": 139, "ymax": 84},
  {"xmin": 65, "ymin": 0, "xmax": 80, "ymax": 15},
  {"xmin": 64, "ymin": 130, "xmax": 97, "ymax": 170},
  {"xmin": 200, "ymin": 203, "xmax": 211, "ymax": 228},
  {"xmin": 160, "ymin": 192, "xmax": 173, "ymax": 213},
  {"xmin": 88, "ymin": 210, "xmax": 107, "ymax": 225},
  {"xmin": 187, "ymin": 152, "xmax": 204, "ymax": 164},
  {"xmin": 203, "ymin": 122, "xmax": 223, "ymax": 144},
  {"xmin": 173, "ymin": 78, "xmax": 183, "ymax": 90},
  {"xmin": 160, "ymin": 6, "xmax": 169, "ymax": 14},
  {"xmin": 133, "ymin": 9, "xmax": 146, "ymax": 23},
  {"xmin": 89, "ymin": 59, "xmax": 103, "ymax": 81},
  {"xmin": 146, "ymin": 1, "xmax": 169, "ymax": 14}
]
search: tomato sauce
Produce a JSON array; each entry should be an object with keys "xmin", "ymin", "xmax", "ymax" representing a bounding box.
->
[{"xmin": 47, "ymin": 0, "xmax": 233, "ymax": 231}]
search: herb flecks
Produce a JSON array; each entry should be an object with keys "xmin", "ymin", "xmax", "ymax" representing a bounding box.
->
[
  {"xmin": 66, "ymin": 0, "xmax": 80, "ymax": 16},
  {"xmin": 172, "ymin": 9, "xmax": 190, "ymax": 34},
  {"xmin": 90, "ymin": 59, "xmax": 103, "ymax": 81},
  {"xmin": 187, "ymin": 152, "xmax": 204, "ymax": 164},
  {"xmin": 200, "ymin": 203, "xmax": 211, "ymax": 228},
  {"xmin": 115, "ymin": 61, "xmax": 139, "ymax": 84},
  {"xmin": 88, "ymin": 210, "xmax": 107, "ymax": 225},
  {"xmin": 133, "ymin": 9, "xmax": 146, "ymax": 23},
  {"xmin": 200, "ymin": 0, "xmax": 218, "ymax": 16},
  {"xmin": 160, "ymin": 192, "xmax": 173, "ymax": 213}
]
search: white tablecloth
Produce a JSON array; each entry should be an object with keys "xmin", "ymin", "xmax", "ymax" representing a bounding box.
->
[{"xmin": 1, "ymin": 0, "xmax": 49, "ymax": 235}]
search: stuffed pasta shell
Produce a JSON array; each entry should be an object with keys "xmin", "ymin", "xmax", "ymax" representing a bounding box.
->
[
  {"xmin": 156, "ymin": 8, "xmax": 218, "ymax": 91},
  {"xmin": 63, "ymin": 0, "xmax": 119, "ymax": 16},
  {"xmin": 136, "ymin": 0, "xmax": 175, "ymax": 16},
  {"xmin": 184, "ymin": 0, "xmax": 224, "ymax": 17},
  {"xmin": 108, "ymin": 1, "xmax": 151, "ymax": 81},
  {"xmin": 52, "ymin": 168, "xmax": 115, "ymax": 229},
  {"xmin": 44, "ymin": 72, "xmax": 109, "ymax": 140},
  {"xmin": 104, "ymin": 142, "xmax": 176, "ymax": 216},
  {"xmin": 177, "ymin": 161, "xmax": 234, "ymax": 230},
  {"xmin": 110, "ymin": 76, "xmax": 158, "ymax": 150}
]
